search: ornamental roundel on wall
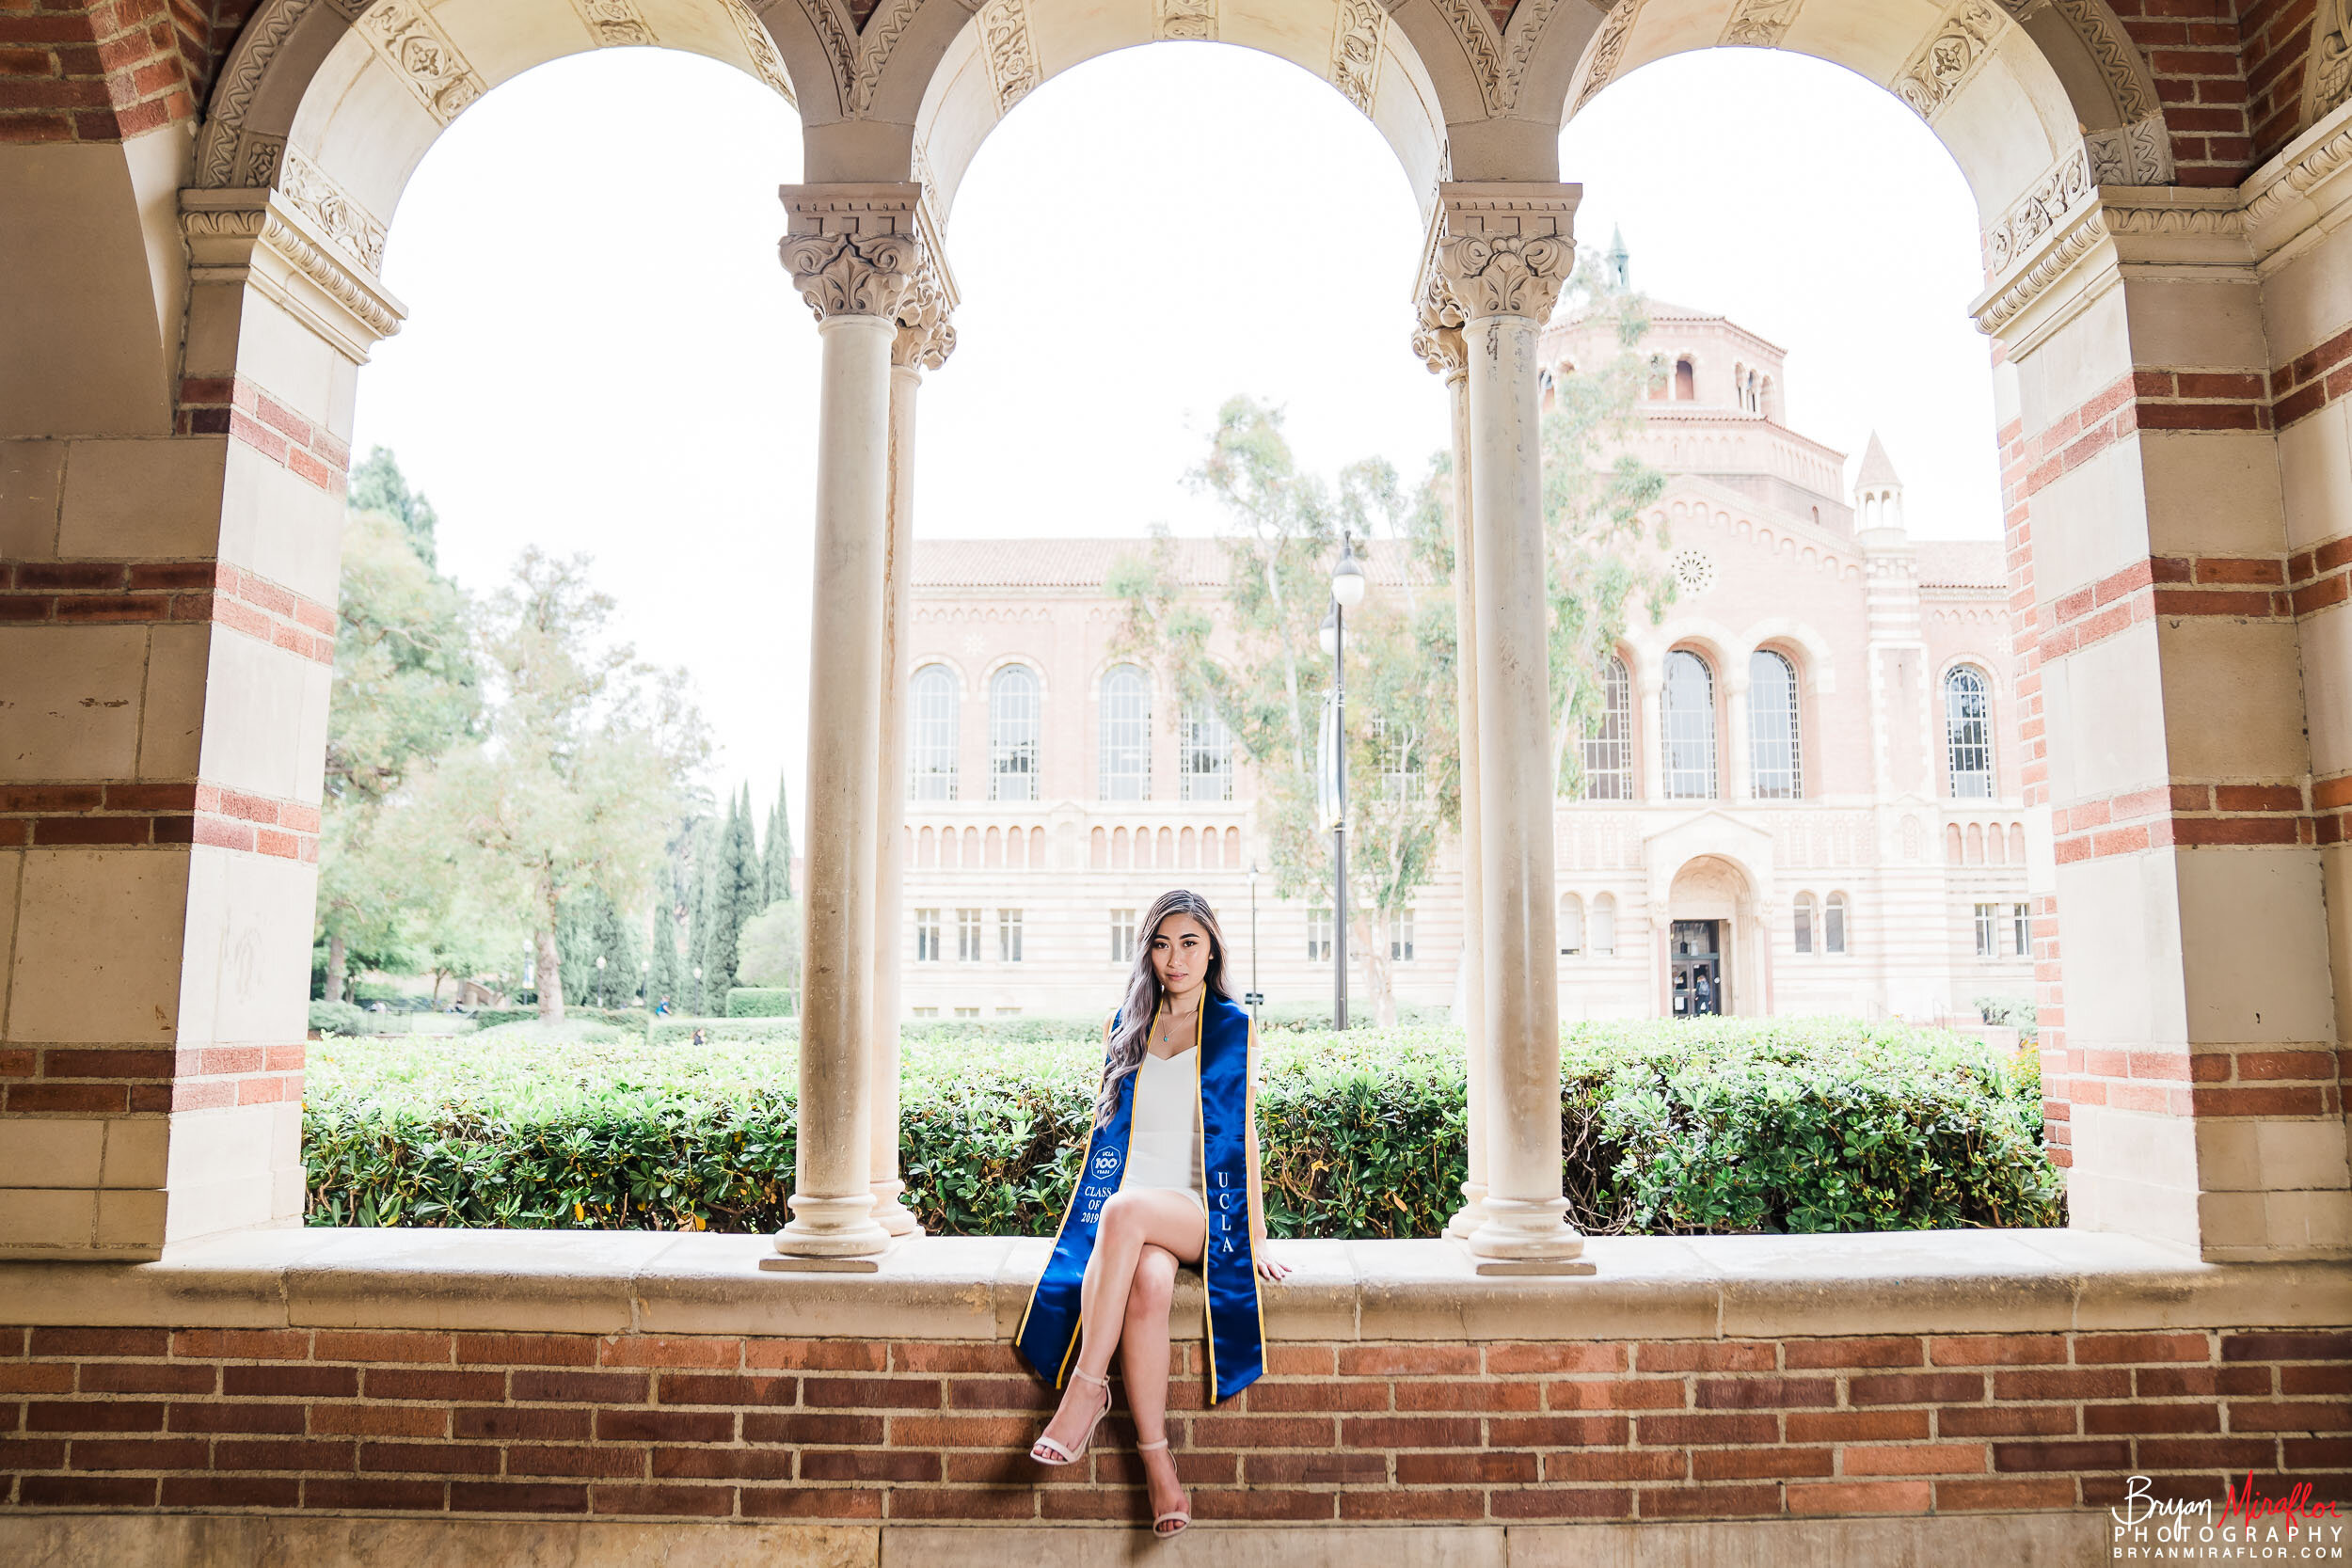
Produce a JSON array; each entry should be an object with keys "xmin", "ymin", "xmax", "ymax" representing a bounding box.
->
[{"xmin": 1671, "ymin": 546, "xmax": 1716, "ymax": 596}]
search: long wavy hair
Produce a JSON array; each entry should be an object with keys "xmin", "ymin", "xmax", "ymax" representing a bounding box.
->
[{"xmin": 1091, "ymin": 889, "xmax": 1234, "ymax": 1131}]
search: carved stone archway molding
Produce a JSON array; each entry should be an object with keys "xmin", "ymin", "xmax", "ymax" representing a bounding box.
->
[
  {"xmin": 1430, "ymin": 0, "xmax": 1570, "ymax": 116},
  {"xmin": 1970, "ymin": 185, "xmax": 2248, "ymax": 354},
  {"xmin": 196, "ymin": 0, "xmax": 803, "ymax": 193},
  {"xmin": 181, "ymin": 185, "xmax": 409, "ymax": 360}
]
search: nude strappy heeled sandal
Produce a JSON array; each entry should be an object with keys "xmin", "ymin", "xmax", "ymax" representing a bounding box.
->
[
  {"xmin": 1029, "ymin": 1365, "xmax": 1111, "ymax": 1465},
  {"xmin": 1136, "ymin": 1437, "xmax": 1190, "ymax": 1538}
]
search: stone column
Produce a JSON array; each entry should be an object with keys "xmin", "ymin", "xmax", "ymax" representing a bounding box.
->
[
  {"xmin": 1414, "ymin": 277, "xmax": 1486, "ymax": 1243},
  {"xmin": 1726, "ymin": 669, "xmax": 1752, "ymax": 800},
  {"xmin": 770, "ymin": 184, "xmax": 918, "ymax": 1269},
  {"xmin": 1976, "ymin": 182, "xmax": 2349, "ymax": 1261},
  {"xmin": 866, "ymin": 237, "xmax": 957, "ymax": 1241},
  {"xmin": 1638, "ymin": 662, "xmax": 1668, "ymax": 807},
  {"xmin": 1432, "ymin": 184, "xmax": 1589, "ymax": 1271},
  {"xmin": 0, "ymin": 185, "xmax": 401, "ymax": 1260}
]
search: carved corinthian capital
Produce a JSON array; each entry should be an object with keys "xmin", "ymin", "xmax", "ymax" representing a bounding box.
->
[
  {"xmin": 1412, "ymin": 257, "xmax": 1467, "ymax": 381},
  {"xmin": 892, "ymin": 218, "xmax": 961, "ymax": 372},
  {"xmin": 778, "ymin": 182, "xmax": 921, "ymax": 323},
  {"xmin": 1432, "ymin": 182, "xmax": 1581, "ymax": 324}
]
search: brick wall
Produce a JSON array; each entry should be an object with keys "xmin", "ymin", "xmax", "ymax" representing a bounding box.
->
[{"xmin": 3, "ymin": 1325, "xmax": 2344, "ymax": 1525}]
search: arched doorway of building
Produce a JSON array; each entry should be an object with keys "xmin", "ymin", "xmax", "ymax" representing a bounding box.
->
[{"xmin": 1662, "ymin": 853, "xmax": 1761, "ymax": 1020}]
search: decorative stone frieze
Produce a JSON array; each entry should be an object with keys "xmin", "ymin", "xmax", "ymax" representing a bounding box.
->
[
  {"xmin": 569, "ymin": 0, "xmax": 657, "ymax": 46},
  {"xmin": 1432, "ymin": 183, "xmax": 1579, "ymax": 323},
  {"xmin": 357, "ymin": 0, "xmax": 486, "ymax": 126},
  {"xmin": 977, "ymin": 0, "xmax": 1042, "ymax": 116},
  {"xmin": 1890, "ymin": 0, "xmax": 2005, "ymax": 123},
  {"xmin": 1329, "ymin": 0, "xmax": 1385, "ymax": 115},
  {"xmin": 2310, "ymin": 0, "xmax": 2352, "ymax": 129},
  {"xmin": 1720, "ymin": 0, "xmax": 1801, "ymax": 49},
  {"xmin": 180, "ymin": 187, "xmax": 407, "ymax": 361},
  {"xmin": 277, "ymin": 147, "xmax": 388, "ymax": 274},
  {"xmin": 1972, "ymin": 188, "xmax": 2246, "ymax": 349},
  {"xmin": 1155, "ymin": 0, "xmax": 1216, "ymax": 41},
  {"xmin": 1411, "ymin": 245, "xmax": 1467, "ymax": 380},
  {"xmin": 778, "ymin": 183, "xmax": 921, "ymax": 324},
  {"xmin": 2243, "ymin": 99, "xmax": 2352, "ymax": 265},
  {"xmin": 1571, "ymin": 0, "xmax": 1643, "ymax": 114}
]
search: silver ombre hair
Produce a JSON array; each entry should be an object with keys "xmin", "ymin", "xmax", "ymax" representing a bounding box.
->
[{"xmin": 1091, "ymin": 889, "xmax": 1234, "ymax": 1131}]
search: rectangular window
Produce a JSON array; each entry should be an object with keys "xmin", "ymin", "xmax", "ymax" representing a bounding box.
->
[
  {"xmin": 2010, "ymin": 902, "xmax": 2031, "ymax": 959},
  {"xmin": 957, "ymin": 908, "xmax": 983, "ymax": 962},
  {"xmin": 996, "ymin": 1006, "xmax": 1023, "ymax": 1017},
  {"xmin": 1974, "ymin": 902, "xmax": 1997, "ymax": 958},
  {"xmin": 1179, "ymin": 704, "xmax": 1234, "ymax": 802},
  {"xmin": 1389, "ymin": 909, "xmax": 1415, "ymax": 962},
  {"xmin": 912, "ymin": 1006, "xmax": 938, "ymax": 1019},
  {"xmin": 1373, "ymin": 717, "xmax": 1423, "ymax": 802},
  {"xmin": 998, "ymin": 908, "xmax": 1024, "ymax": 963},
  {"xmin": 1824, "ymin": 895, "xmax": 1846, "ymax": 956},
  {"xmin": 914, "ymin": 908, "xmax": 942, "ymax": 963},
  {"xmin": 1581, "ymin": 658, "xmax": 1634, "ymax": 800},
  {"xmin": 1109, "ymin": 908, "xmax": 1136, "ymax": 963},
  {"xmin": 1307, "ymin": 907, "xmax": 1332, "ymax": 963},
  {"xmin": 1794, "ymin": 900, "xmax": 1813, "ymax": 955},
  {"xmin": 953, "ymin": 1006, "xmax": 980, "ymax": 1019}
]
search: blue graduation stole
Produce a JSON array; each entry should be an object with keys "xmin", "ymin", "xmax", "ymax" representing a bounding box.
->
[{"xmin": 1015, "ymin": 994, "xmax": 1264, "ymax": 1403}]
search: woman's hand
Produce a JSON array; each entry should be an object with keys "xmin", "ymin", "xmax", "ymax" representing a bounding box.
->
[{"xmin": 1253, "ymin": 1247, "xmax": 1292, "ymax": 1283}]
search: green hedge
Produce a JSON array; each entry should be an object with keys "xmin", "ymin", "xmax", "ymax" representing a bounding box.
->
[
  {"xmin": 725, "ymin": 988, "xmax": 798, "ymax": 1018},
  {"xmin": 308, "ymin": 1001, "xmax": 370, "ymax": 1037},
  {"xmin": 468, "ymin": 1006, "xmax": 650, "ymax": 1031},
  {"xmin": 303, "ymin": 1019, "xmax": 2061, "ymax": 1237}
]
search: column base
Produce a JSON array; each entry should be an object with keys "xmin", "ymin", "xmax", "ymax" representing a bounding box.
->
[
  {"xmin": 768, "ymin": 1192, "xmax": 897, "ymax": 1270},
  {"xmin": 1465, "ymin": 1196, "xmax": 1591, "ymax": 1273},
  {"xmin": 1441, "ymin": 1181, "xmax": 1489, "ymax": 1243},
  {"xmin": 871, "ymin": 1179, "xmax": 926, "ymax": 1239}
]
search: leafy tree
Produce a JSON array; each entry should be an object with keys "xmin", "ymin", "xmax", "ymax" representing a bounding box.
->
[
  {"xmin": 737, "ymin": 897, "xmax": 803, "ymax": 990},
  {"xmin": 313, "ymin": 464, "xmax": 479, "ymax": 1001},
  {"xmin": 1110, "ymin": 397, "xmax": 1454, "ymax": 1024},
  {"xmin": 348, "ymin": 445, "xmax": 444, "ymax": 569},
  {"xmin": 683, "ymin": 819, "xmax": 714, "ymax": 1014},
  {"xmin": 762, "ymin": 773, "xmax": 794, "ymax": 904},
  {"xmin": 414, "ymin": 549, "xmax": 708, "ymax": 1022},
  {"xmin": 1540, "ymin": 252, "xmax": 1677, "ymax": 794},
  {"xmin": 560, "ymin": 884, "xmax": 643, "ymax": 1009}
]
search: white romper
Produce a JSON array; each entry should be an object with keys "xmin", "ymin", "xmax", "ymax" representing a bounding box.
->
[{"xmin": 1119, "ymin": 1047, "xmax": 1206, "ymax": 1215}]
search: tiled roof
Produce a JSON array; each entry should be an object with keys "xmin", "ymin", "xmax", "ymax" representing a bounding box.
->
[
  {"xmin": 1915, "ymin": 540, "xmax": 2004, "ymax": 589},
  {"xmin": 912, "ymin": 538, "xmax": 1427, "ymax": 590}
]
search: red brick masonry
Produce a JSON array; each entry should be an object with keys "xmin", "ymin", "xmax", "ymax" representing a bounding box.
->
[{"xmin": 2, "ymin": 1325, "xmax": 2344, "ymax": 1527}]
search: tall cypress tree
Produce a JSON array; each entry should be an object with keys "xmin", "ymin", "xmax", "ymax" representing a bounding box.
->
[
  {"xmin": 728, "ymin": 782, "xmax": 761, "ymax": 932},
  {"xmin": 699, "ymin": 787, "xmax": 759, "ymax": 1005},
  {"xmin": 762, "ymin": 773, "xmax": 794, "ymax": 904},
  {"xmin": 646, "ymin": 895, "xmax": 682, "ymax": 1013},
  {"xmin": 684, "ymin": 819, "xmax": 714, "ymax": 1015}
]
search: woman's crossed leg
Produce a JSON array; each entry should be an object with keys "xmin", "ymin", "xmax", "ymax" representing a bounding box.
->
[{"xmin": 1034, "ymin": 1188, "xmax": 1202, "ymax": 1517}]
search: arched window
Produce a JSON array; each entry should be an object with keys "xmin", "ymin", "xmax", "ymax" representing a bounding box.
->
[
  {"xmin": 1559, "ymin": 893, "xmax": 1584, "ymax": 957},
  {"xmin": 2008, "ymin": 823, "xmax": 2026, "ymax": 864},
  {"xmin": 1660, "ymin": 650, "xmax": 1718, "ymax": 800},
  {"xmin": 1944, "ymin": 667, "xmax": 1994, "ymax": 798},
  {"xmin": 988, "ymin": 665, "xmax": 1041, "ymax": 802},
  {"xmin": 1966, "ymin": 823, "xmax": 1985, "ymax": 865},
  {"xmin": 1793, "ymin": 893, "xmax": 1816, "ymax": 955},
  {"xmin": 1581, "ymin": 656, "xmax": 1634, "ymax": 800},
  {"xmin": 1089, "ymin": 826, "xmax": 1106, "ymax": 868},
  {"xmin": 1825, "ymin": 893, "xmax": 1849, "ymax": 955},
  {"xmin": 1099, "ymin": 664, "xmax": 1151, "ymax": 800},
  {"xmin": 1748, "ymin": 649, "xmax": 1802, "ymax": 799},
  {"xmin": 1591, "ymin": 893, "xmax": 1617, "ymax": 957},
  {"xmin": 908, "ymin": 664, "xmax": 958, "ymax": 800},
  {"xmin": 1946, "ymin": 823, "xmax": 1964, "ymax": 863},
  {"xmin": 1180, "ymin": 702, "xmax": 1233, "ymax": 801},
  {"xmin": 1675, "ymin": 357, "xmax": 1695, "ymax": 401}
]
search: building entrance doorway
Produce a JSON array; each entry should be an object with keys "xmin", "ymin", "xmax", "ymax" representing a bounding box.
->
[{"xmin": 1670, "ymin": 920, "xmax": 1723, "ymax": 1018}]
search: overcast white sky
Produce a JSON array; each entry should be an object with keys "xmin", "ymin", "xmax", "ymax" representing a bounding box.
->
[{"xmin": 352, "ymin": 42, "xmax": 1997, "ymax": 843}]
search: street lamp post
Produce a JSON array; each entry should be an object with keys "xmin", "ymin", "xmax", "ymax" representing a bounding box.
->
[
  {"xmin": 1326, "ymin": 534, "xmax": 1367, "ymax": 1030},
  {"xmin": 1246, "ymin": 863, "xmax": 1263, "ymax": 1025}
]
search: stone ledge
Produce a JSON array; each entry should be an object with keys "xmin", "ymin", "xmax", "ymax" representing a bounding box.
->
[
  {"xmin": 0, "ymin": 1227, "xmax": 2343, "ymax": 1341},
  {"xmin": 0, "ymin": 1513, "xmax": 2108, "ymax": 1567}
]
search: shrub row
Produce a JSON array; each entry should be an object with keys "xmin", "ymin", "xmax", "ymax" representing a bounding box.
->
[
  {"xmin": 303, "ymin": 1019, "xmax": 2062, "ymax": 1238},
  {"xmin": 725, "ymin": 988, "xmax": 799, "ymax": 1018}
]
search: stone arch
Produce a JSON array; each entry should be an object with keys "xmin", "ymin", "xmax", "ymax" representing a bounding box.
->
[
  {"xmin": 195, "ymin": 0, "xmax": 802, "ymax": 216},
  {"xmin": 1560, "ymin": 0, "xmax": 2173, "ymax": 264},
  {"xmin": 898, "ymin": 1, "xmax": 1457, "ymax": 228}
]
